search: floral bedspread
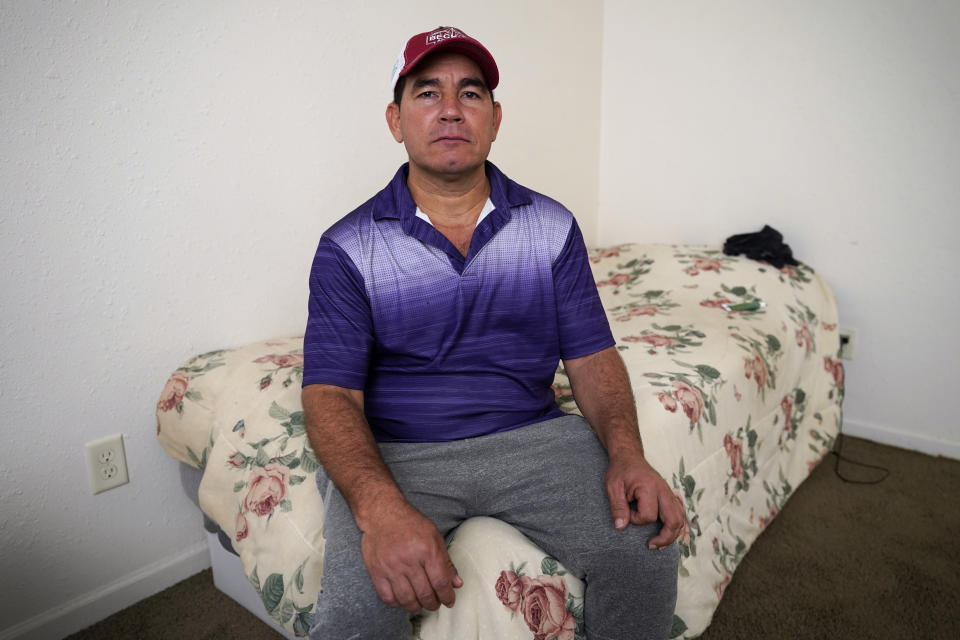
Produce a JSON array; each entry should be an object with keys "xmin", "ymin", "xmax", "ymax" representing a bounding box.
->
[{"xmin": 156, "ymin": 243, "xmax": 843, "ymax": 639}]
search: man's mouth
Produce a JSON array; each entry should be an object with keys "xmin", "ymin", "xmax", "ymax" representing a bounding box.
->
[{"xmin": 434, "ymin": 135, "xmax": 470, "ymax": 143}]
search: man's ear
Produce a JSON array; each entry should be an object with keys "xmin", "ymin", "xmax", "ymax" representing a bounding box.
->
[
  {"xmin": 385, "ymin": 102, "xmax": 403, "ymax": 143},
  {"xmin": 491, "ymin": 101, "xmax": 503, "ymax": 142}
]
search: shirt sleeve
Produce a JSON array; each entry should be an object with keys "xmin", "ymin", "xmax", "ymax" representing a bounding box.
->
[
  {"xmin": 552, "ymin": 219, "xmax": 616, "ymax": 360},
  {"xmin": 302, "ymin": 237, "xmax": 373, "ymax": 389}
]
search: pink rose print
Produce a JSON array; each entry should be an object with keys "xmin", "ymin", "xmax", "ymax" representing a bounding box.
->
[
  {"xmin": 743, "ymin": 352, "xmax": 768, "ymax": 389},
  {"xmin": 228, "ymin": 452, "xmax": 245, "ymax": 468},
  {"xmin": 694, "ymin": 258, "xmax": 722, "ymax": 272},
  {"xmin": 714, "ymin": 571, "xmax": 732, "ymax": 599},
  {"xmin": 780, "ymin": 265, "xmax": 798, "ymax": 278},
  {"xmin": 822, "ymin": 322, "xmax": 837, "ymax": 331},
  {"xmin": 759, "ymin": 506, "xmax": 779, "ymax": 529},
  {"xmin": 520, "ymin": 575, "xmax": 576, "ymax": 640},
  {"xmin": 157, "ymin": 372, "xmax": 190, "ymax": 412},
  {"xmin": 616, "ymin": 305, "xmax": 659, "ymax": 321},
  {"xmin": 235, "ymin": 512, "xmax": 249, "ymax": 542},
  {"xmin": 672, "ymin": 381, "xmax": 704, "ymax": 423},
  {"xmin": 656, "ymin": 391, "xmax": 678, "ymax": 413},
  {"xmin": 823, "ymin": 357, "xmax": 844, "ymax": 389},
  {"xmin": 495, "ymin": 570, "xmax": 524, "ymax": 613},
  {"xmin": 795, "ymin": 324, "xmax": 812, "ymax": 353},
  {"xmin": 723, "ymin": 433, "xmax": 744, "ymax": 480},
  {"xmin": 590, "ymin": 247, "xmax": 622, "ymax": 263},
  {"xmin": 254, "ymin": 353, "xmax": 304, "ymax": 368},
  {"xmin": 244, "ymin": 464, "xmax": 290, "ymax": 517},
  {"xmin": 685, "ymin": 258, "xmax": 722, "ymax": 276},
  {"xmin": 781, "ymin": 396, "xmax": 794, "ymax": 432},
  {"xmin": 597, "ymin": 273, "xmax": 631, "ymax": 287},
  {"xmin": 632, "ymin": 304, "xmax": 659, "ymax": 316},
  {"xmin": 638, "ymin": 334, "xmax": 680, "ymax": 348},
  {"xmin": 700, "ymin": 298, "xmax": 732, "ymax": 309}
]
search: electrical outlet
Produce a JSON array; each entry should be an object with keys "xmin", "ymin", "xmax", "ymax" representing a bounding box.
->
[
  {"xmin": 838, "ymin": 327, "xmax": 858, "ymax": 361},
  {"xmin": 85, "ymin": 434, "xmax": 129, "ymax": 494}
]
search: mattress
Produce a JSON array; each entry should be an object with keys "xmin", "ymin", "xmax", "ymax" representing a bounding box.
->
[{"xmin": 157, "ymin": 243, "xmax": 843, "ymax": 638}]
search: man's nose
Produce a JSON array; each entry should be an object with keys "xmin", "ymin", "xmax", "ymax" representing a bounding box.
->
[{"xmin": 439, "ymin": 95, "xmax": 463, "ymax": 122}]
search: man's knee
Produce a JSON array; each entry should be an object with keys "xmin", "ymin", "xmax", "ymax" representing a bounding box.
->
[
  {"xmin": 587, "ymin": 522, "xmax": 680, "ymax": 586},
  {"xmin": 309, "ymin": 584, "xmax": 411, "ymax": 640},
  {"xmin": 581, "ymin": 527, "xmax": 678, "ymax": 639}
]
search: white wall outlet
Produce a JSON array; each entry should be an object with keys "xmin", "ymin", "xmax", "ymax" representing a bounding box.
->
[
  {"xmin": 85, "ymin": 434, "xmax": 129, "ymax": 494},
  {"xmin": 838, "ymin": 327, "xmax": 858, "ymax": 361}
]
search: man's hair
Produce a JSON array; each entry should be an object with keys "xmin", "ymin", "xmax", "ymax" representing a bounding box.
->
[{"xmin": 392, "ymin": 75, "xmax": 495, "ymax": 107}]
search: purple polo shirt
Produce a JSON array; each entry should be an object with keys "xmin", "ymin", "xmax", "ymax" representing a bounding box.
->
[{"xmin": 303, "ymin": 162, "xmax": 614, "ymax": 442}]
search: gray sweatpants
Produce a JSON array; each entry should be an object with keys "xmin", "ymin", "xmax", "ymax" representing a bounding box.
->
[{"xmin": 309, "ymin": 414, "xmax": 678, "ymax": 640}]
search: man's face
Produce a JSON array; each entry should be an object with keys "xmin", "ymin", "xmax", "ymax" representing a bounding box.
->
[{"xmin": 386, "ymin": 53, "xmax": 502, "ymax": 180}]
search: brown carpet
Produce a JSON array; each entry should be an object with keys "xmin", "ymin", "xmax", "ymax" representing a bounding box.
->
[{"xmin": 66, "ymin": 436, "xmax": 960, "ymax": 639}]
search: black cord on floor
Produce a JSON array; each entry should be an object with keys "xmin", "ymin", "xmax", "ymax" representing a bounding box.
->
[{"xmin": 831, "ymin": 431, "xmax": 891, "ymax": 484}]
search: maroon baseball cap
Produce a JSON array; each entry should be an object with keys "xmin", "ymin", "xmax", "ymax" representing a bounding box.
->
[{"xmin": 390, "ymin": 26, "xmax": 499, "ymax": 92}]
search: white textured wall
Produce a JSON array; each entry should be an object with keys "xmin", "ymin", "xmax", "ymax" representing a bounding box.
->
[
  {"xmin": 0, "ymin": 1, "xmax": 602, "ymax": 636},
  {"xmin": 598, "ymin": 0, "xmax": 960, "ymax": 456}
]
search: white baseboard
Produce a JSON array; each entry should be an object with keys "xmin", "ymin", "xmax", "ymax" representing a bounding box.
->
[
  {"xmin": 0, "ymin": 539, "xmax": 210, "ymax": 640},
  {"xmin": 843, "ymin": 418, "xmax": 960, "ymax": 461}
]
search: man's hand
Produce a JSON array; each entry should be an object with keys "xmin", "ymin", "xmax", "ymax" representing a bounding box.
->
[
  {"xmin": 303, "ymin": 384, "xmax": 462, "ymax": 611},
  {"xmin": 359, "ymin": 502, "xmax": 463, "ymax": 612},
  {"xmin": 605, "ymin": 448, "xmax": 687, "ymax": 549},
  {"xmin": 561, "ymin": 348, "xmax": 688, "ymax": 549}
]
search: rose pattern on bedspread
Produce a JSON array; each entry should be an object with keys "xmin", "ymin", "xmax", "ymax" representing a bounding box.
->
[
  {"xmin": 731, "ymin": 327, "xmax": 783, "ymax": 400},
  {"xmin": 776, "ymin": 387, "xmax": 810, "ymax": 451},
  {"xmin": 620, "ymin": 323, "xmax": 705, "ymax": 356},
  {"xmin": 494, "ymin": 557, "xmax": 585, "ymax": 640},
  {"xmin": 255, "ymin": 351, "xmax": 304, "ymax": 391},
  {"xmin": 672, "ymin": 458, "xmax": 704, "ymax": 573},
  {"xmin": 723, "ymin": 417, "xmax": 760, "ymax": 501},
  {"xmin": 248, "ymin": 560, "xmax": 315, "ymax": 636},
  {"xmin": 786, "ymin": 300, "xmax": 820, "ymax": 356},
  {"xmin": 673, "ymin": 249, "xmax": 738, "ymax": 277},
  {"xmin": 227, "ymin": 401, "xmax": 321, "ymax": 537},
  {"xmin": 156, "ymin": 349, "xmax": 231, "ymax": 466},
  {"xmin": 157, "ymin": 349, "xmax": 229, "ymax": 416},
  {"xmin": 776, "ymin": 262, "xmax": 815, "ymax": 289},
  {"xmin": 156, "ymin": 244, "xmax": 843, "ymax": 639},
  {"xmin": 595, "ymin": 252, "xmax": 654, "ymax": 293},
  {"xmin": 646, "ymin": 362, "xmax": 724, "ymax": 440},
  {"xmin": 607, "ymin": 288, "xmax": 681, "ymax": 322}
]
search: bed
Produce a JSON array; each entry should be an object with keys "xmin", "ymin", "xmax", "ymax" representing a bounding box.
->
[{"xmin": 157, "ymin": 242, "xmax": 843, "ymax": 639}]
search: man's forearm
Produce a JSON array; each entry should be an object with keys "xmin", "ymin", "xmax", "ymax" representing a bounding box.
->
[
  {"xmin": 302, "ymin": 383, "xmax": 464, "ymax": 610},
  {"xmin": 565, "ymin": 346, "xmax": 686, "ymax": 542},
  {"xmin": 302, "ymin": 384, "xmax": 406, "ymax": 530},
  {"xmin": 563, "ymin": 346, "xmax": 645, "ymax": 459}
]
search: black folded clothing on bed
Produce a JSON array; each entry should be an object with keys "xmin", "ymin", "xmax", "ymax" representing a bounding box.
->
[{"xmin": 723, "ymin": 225, "xmax": 799, "ymax": 269}]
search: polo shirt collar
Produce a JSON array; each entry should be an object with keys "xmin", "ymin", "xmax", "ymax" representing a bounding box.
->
[{"xmin": 373, "ymin": 161, "xmax": 534, "ymax": 222}]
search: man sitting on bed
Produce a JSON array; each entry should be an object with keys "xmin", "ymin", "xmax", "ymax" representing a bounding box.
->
[{"xmin": 302, "ymin": 26, "xmax": 683, "ymax": 640}]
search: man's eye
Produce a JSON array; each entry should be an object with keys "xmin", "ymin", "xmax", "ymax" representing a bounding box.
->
[
  {"xmin": 462, "ymin": 91, "xmax": 480, "ymax": 100},
  {"xmin": 417, "ymin": 91, "xmax": 437, "ymax": 99}
]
